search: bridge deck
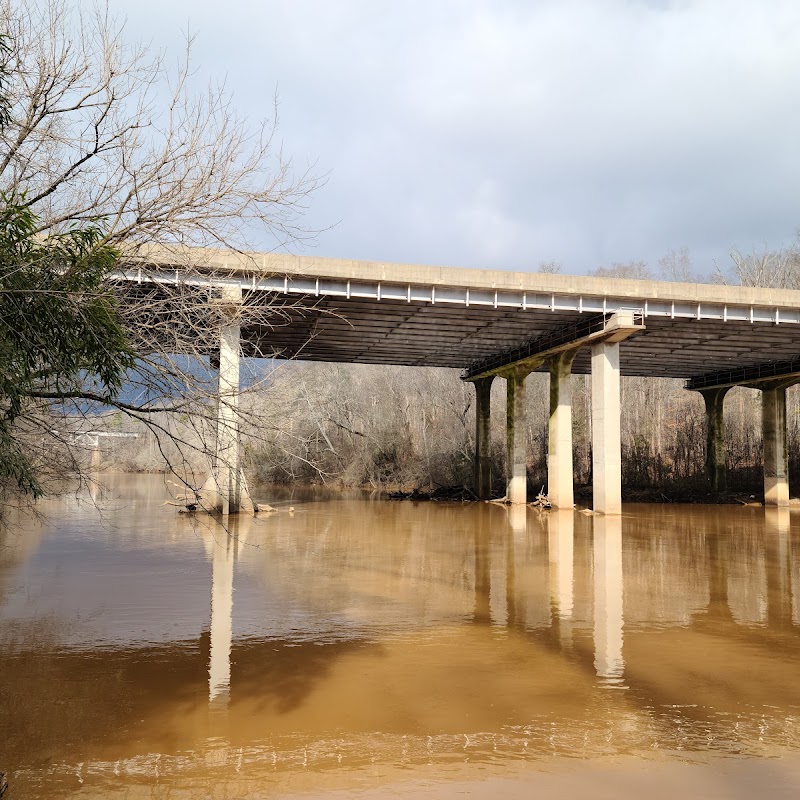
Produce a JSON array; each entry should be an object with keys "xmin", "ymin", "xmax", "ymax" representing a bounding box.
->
[{"xmin": 116, "ymin": 247, "xmax": 800, "ymax": 379}]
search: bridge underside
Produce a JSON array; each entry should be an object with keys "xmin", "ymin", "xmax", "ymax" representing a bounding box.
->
[{"xmin": 231, "ymin": 294, "xmax": 800, "ymax": 379}]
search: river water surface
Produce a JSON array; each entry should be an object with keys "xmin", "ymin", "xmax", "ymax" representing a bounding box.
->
[{"xmin": 2, "ymin": 475, "xmax": 800, "ymax": 798}]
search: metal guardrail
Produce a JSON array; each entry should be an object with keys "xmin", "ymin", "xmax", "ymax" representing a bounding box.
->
[
  {"xmin": 111, "ymin": 267, "xmax": 800, "ymax": 327},
  {"xmin": 461, "ymin": 310, "xmax": 644, "ymax": 380},
  {"xmin": 685, "ymin": 357, "xmax": 800, "ymax": 390}
]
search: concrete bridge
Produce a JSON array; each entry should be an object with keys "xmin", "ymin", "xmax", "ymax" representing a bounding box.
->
[{"xmin": 116, "ymin": 246, "xmax": 800, "ymax": 513}]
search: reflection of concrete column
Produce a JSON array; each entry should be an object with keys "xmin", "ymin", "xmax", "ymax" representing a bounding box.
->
[
  {"xmin": 705, "ymin": 527, "xmax": 732, "ymax": 622},
  {"xmin": 591, "ymin": 342, "xmax": 622, "ymax": 514},
  {"xmin": 89, "ymin": 435, "xmax": 100, "ymax": 503},
  {"xmin": 90, "ymin": 435, "xmax": 101, "ymax": 472},
  {"xmin": 474, "ymin": 517, "xmax": 491, "ymax": 624},
  {"xmin": 548, "ymin": 510, "xmax": 574, "ymax": 649},
  {"xmin": 504, "ymin": 505, "xmax": 527, "ymax": 627},
  {"xmin": 765, "ymin": 507, "xmax": 792, "ymax": 627},
  {"xmin": 473, "ymin": 376, "xmax": 494, "ymax": 500},
  {"xmin": 505, "ymin": 366, "xmax": 532, "ymax": 504},
  {"xmin": 548, "ymin": 510, "xmax": 575, "ymax": 621},
  {"xmin": 700, "ymin": 387, "xmax": 730, "ymax": 492},
  {"xmin": 508, "ymin": 504, "xmax": 527, "ymax": 539},
  {"xmin": 763, "ymin": 386, "xmax": 789, "ymax": 506},
  {"xmin": 506, "ymin": 516, "xmax": 518, "ymax": 627},
  {"xmin": 209, "ymin": 531, "xmax": 236, "ymax": 708},
  {"xmin": 593, "ymin": 515, "xmax": 624, "ymax": 683},
  {"xmin": 548, "ymin": 349, "xmax": 579, "ymax": 509}
]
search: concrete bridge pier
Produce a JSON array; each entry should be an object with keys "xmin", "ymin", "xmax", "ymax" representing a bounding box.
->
[
  {"xmin": 202, "ymin": 285, "xmax": 253, "ymax": 516},
  {"xmin": 504, "ymin": 365, "xmax": 533, "ymax": 504},
  {"xmin": 762, "ymin": 385, "xmax": 789, "ymax": 507},
  {"xmin": 473, "ymin": 376, "xmax": 494, "ymax": 500},
  {"xmin": 591, "ymin": 341, "xmax": 623, "ymax": 514},
  {"xmin": 700, "ymin": 387, "xmax": 730, "ymax": 492},
  {"xmin": 548, "ymin": 349, "xmax": 579, "ymax": 509}
]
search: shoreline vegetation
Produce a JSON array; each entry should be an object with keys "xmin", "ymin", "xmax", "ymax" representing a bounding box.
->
[{"xmin": 86, "ymin": 361, "xmax": 800, "ymax": 509}]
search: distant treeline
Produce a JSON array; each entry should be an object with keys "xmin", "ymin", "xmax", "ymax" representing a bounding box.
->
[{"xmin": 105, "ymin": 355, "xmax": 800, "ymax": 499}]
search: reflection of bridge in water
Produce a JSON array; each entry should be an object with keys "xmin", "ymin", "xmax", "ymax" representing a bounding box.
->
[
  {"xmin": 6, "ymin": 491, "xmax": 800, "ymax": 790},
  {"xmin": 206, "ymin": 505, "xmax": 800, "ymax": 715}
]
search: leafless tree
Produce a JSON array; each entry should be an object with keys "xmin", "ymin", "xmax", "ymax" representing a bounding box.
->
[
  {"xmin": 0, "ymin": 0, "xmax": 328, "ymax": 510},
  {"xmin": 0, "ymin": 0, "xmax": 322, "ymax": 249},
  {"xmin": 658, "ymin": 247, "xmax": 695, "ymax": 283},
  {"xmin": 592, "ymin": 260, "xmax": 652, "ymax": 280},
  {"xmin": 715, "ymin": 244, "xmax": 800, "ymax": 290}
]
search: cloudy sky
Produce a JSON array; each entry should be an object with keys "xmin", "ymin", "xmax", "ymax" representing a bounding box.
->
[{"xmin": 115, "ymin": 0, "xmax": 800, "ymax": 277}]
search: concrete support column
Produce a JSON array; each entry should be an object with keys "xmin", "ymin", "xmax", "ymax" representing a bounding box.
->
[
  {"xmin": 505, "ymin": 366, "xmax": 531, "ymax": 504},
  {"xmin": 763, "ymin": 385, "xmax": 789, "ymax": 507},
  {"xmin": 473, "ymin": 376, "xmax": 494, "ymax": 499},
  {"xmin": 215, "ymin": 285, "xmax": 250, "ymax": 516},
  {"xmin": 90, "ymin": 435, "xmax": 101, "ymax": 472},
  {"xmin": 547, "ymin": 349, "xmax": 579, "ymax": 508},
  {"xmin": 591, "ymin": 341, "xmax": 622, "ymax": 514},
  {"xmin": 700, "ymin": 387, "xmax": 730, "ymax": 492}
]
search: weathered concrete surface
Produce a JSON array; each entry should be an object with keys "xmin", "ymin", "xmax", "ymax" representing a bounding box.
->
[
  {"xmin": 199, "ymin": 469, "xmax": 254, "ymax": 516},
  {"xmin": 763, "ymin": 386, "xmax": 789, "ymax": 507},
  {"xmin": 591, "ymin": 341, "xmax": 622, "ymax": 515},
  {"xmin": 210, "ymin": 285, "xmax": 253, "ymax": 516},
  {"xmin": 700, "ymin": 387, "xmax": 730, "ymax": 492},
  {"xmin": 473, "ymin": 376, "xmax": 494, "ymax": 500},
  {"xmin": 505, "ymin": 366, "xmax": 532, "ymax": 505},
  {"xmin": 128, "ymin": 244, "xmax": 800, "ymax": 311},
  {"xmin": 547, "ymin": 349, "xmax": 579, "ymax": 509}
]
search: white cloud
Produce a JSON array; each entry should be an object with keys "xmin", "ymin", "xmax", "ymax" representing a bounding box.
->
[{"xmin": 109, "ymin": 0, "xmax": 800, "ymax": 274}]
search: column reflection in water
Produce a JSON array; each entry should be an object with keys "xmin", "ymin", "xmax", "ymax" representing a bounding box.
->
[
  {"xmin": 473, "ymin": 513, "xmax": 491, "ymax": 624},
  {"xmin": 593, "ymin": 515, "xmax": 624, "ymax": 685},
  {"xmin": 548, "ymin": 510, "xmax": 574, "ymax": 647},
  {"xmin": 508, "ymin": 504, "xmax": 528, "ymax": 540},
  {"xmin": 765, "ymin": 507, "xmax": 793, "ymax": 628},
  {"xmin": 504, "ymin": 504, "xmax": 527, "ymax": 627},
  {"xmin": 208, "ymin": 527, "xmax": 236, "ymax": 709}
]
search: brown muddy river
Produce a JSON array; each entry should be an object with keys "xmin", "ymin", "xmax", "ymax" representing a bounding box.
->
[{"xmin": 2, "ymin": 475, "xmax": 800, "ymax": 798}]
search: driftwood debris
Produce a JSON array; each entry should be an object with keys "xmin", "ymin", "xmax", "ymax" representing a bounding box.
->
[{"xmin": 530, "ymin": 487, "xmax": 552, "ymax": 509}]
